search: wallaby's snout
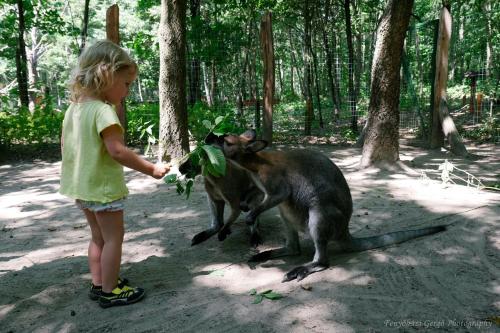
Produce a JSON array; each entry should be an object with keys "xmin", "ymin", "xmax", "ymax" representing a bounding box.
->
[{"xmin": 179, "ymin": 159, "xmax": 200, "ymax": 179}]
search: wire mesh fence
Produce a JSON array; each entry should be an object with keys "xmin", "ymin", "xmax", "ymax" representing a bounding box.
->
[{"xmin": 179, "ymin": 11, "xmax": 499, "ymax": 142}]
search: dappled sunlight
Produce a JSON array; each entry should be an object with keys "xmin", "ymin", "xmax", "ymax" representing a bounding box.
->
[
  {"xmin": 123, "ymin": 239, "xmax": 169, "ymax": 263},
  {"xmin": 193, "ymin": 262, "xmax": 286, "ymax": 294},
  {"xmin": 1, "ymin": 141, "xmax": 498, "ymax": 332}
]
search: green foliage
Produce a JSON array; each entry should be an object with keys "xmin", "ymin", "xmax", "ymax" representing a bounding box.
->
[
  {"xmin": 341, "ymin": 128, "xmax": 358, "ymax": 141},
  {"xmin": 187, "ymin": 102, "xmax": 246, "ymax": 141},
  {"xmin": 462, "ymin": 117, "xmax": 499, "ymax": 143},
  {"xmin": 0, "ymin": 105, "xmax": 63, "ymax": 147},
  {"xmin": 249, "ymin": 289, "xmax": 284, "ymax": 304},
  {"xmin": 164, "ymin": 115, "xmax": 232, "ymax": 199},
  {"xmin": 126, "ymin": 103, "xmax": 159, "ymax": 149}
]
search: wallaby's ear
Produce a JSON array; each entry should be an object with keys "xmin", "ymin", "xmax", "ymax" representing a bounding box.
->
[
  {"xmin": 246, "ymin": 140, "xmax": 268, "ymax": 153},
  {"xmin": 240, "ymin": 129, "xmax": 257, "ymax": 142}
]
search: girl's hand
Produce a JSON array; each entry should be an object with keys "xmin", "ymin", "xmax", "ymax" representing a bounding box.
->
[{"xmin": 152, "ymin": 163, "xmax": 170, "ymax": 179}]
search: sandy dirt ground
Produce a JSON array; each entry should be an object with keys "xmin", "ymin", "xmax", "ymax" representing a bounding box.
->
[{"xmin": 0, "ymin": 140, "xmax": 499, "ymax": 333}]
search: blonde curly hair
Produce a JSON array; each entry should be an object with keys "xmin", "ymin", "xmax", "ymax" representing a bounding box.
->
[{"xmin": 69, "ymin": 40, "xmax": 137, "ymax": 102}]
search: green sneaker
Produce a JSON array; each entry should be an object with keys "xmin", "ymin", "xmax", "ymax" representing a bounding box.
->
[
  {"xmin": 88, "ymin": 277, "xmax": 130, "ymax": 300},
  {"xmin": 99, "ymin": 286, "xmax": 145, "ymax": 308}
]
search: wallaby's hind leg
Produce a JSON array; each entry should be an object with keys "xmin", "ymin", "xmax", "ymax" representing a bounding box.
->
[
  {"xmin": 282, "ymin": 208, "xmax": 334, "ymax": 282},
  {"xmin": 249, "ymin": 214, "xmax": 300, "ymax": 262},
  {"xmin": 192, "ymin": 197, "xmax": 225, "ymax": 246}
]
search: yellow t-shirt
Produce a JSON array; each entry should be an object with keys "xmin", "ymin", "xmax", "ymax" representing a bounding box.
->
[{"xmin": 59, "ymin": 100, "xmax": 129, "ymax": 202}]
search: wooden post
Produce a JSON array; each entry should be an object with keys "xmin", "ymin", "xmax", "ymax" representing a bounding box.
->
[
  {"xmin": 432, "ymin": 7, "xmax": 467, "ymax": 156},
  {"xmin": 260, "ymin": 11, "xmax": 274, "ymax": 145},
  {"xmin": 106, "ymin": 4, "xmax": 127, "ymax": 138}
]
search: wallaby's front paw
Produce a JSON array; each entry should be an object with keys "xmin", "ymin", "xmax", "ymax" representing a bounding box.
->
[
  {"xmin": 217, "ymin": 227, "xmax": 232, "ymax": 241},
  {"xmin": 192, "ymin": 231, "xmax": 212, "ymax": 246}
]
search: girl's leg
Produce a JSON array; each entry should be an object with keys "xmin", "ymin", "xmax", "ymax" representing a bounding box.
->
[
  {"xmin": 95, "ymin": 210, "xmax": 125, "ymax": 293},
  {"xmin": 82, "ymin": 209, "xmax": 104, "ymax": 286}
]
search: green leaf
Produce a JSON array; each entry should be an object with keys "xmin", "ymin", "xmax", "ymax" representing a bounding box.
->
[
  {"xmin": 176, "ymin": 182, "xmax": 185, "ymax": 195},
  {"xmin": 252, "ymin": 295, "xmax": 264, "ymax": 304},
  {"xmin": 262, "ymin": 292, "xmax": 283, "ymax": 300},
  {"xmin": 249, "ymin": 289, "xmax": 257, "ymax": 296},
  {"xmin": 185, "ymin": 179, "xmax": 194, "ymax": 199},
  {"xmin": 164, "ymin": 174, "xmax": 177, "ymax": 184},
  {"xmin": 214, "ymin": 116, "xmax": 224, "ymax": 125},
  {"xmin": 202, "ymin": 120, "xmax": 212, "ymax": 129},
  {"xmin": 201, "ymin": 145, "xmax": 226, "ymax": 176}
]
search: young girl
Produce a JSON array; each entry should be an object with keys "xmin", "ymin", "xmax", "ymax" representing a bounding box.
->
[{"xmin": 60, "ymin": 40, "xmax": 169, "ymax": 308}]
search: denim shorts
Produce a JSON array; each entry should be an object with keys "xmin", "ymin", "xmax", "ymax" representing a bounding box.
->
[{"xmin": 75, "ymin": 198, "xmax": 126, "ymax": 212}]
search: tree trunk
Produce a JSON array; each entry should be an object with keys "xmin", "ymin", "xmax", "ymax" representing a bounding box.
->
[
  {"xmin": 15, "ymin": 0, "xmax": 29, "ymax": 110},
  {"xmin": 260, "ymin": 12, "xmax": 274, "ymax": 145},
  {"xmin": 27, "ymin": 27, "xmax": 39, "ymax": 112},
  {"xmin": 344, "ymin": 0, "xmax": 357, "ymax": 133},
  {"xmin": 202, "ymin": 62, "xmax": 213, "ymax": 106},
  {"xmin": 321, "ymin": 0, "xmax": 340, "ymax": 121},
  {"xmin": 353, "ymin": 0, "xmax": 363, "ymax": 102},
  {"xmin": 483, "ymin": 1, "xmax": 493, "ymax": 76},
  {"xmin": 187, "ymin": 0, "xmax": 201, "ymax": 106},
  {"xmin": 303, "ymin": 0, "xmax": 313, "ymax": 135},
  {"xmin": 312, "ymin": 41, "xmax": 323, "ymax": 129},
  {"xmin": 158, "ymin": 0, "xmax": 189, "ymax": 161},
  {"xmin": 106, "ymin": 5, "xmax": 127, "ymax": 138},
  {"xmin": 210, "ymin": 61, "xmax": 217, "ymax": 104},
  {"xmin": 438, "ymin": 99, "xmax": 467, "ymax": 156},
  {"xmin": 79, "ymin": 0, "xmax": 91, "ymax": 55},
  {"xmin": 431, "ymin": 7, "xmax": 467, "ymax": 156},
  {"xmin": 360, "ymin": 0, "xmax": 413, "ymax": 168},
  {"xmin": 288, "ymin": 29, "xmax": 296, "ymax": 97}
]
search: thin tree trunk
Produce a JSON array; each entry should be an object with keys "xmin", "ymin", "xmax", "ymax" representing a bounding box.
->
[
  {"xmin": 158, "ymin": 0, "xmax": 189, "ymax": 161},
  {"xmin": 312, "ymin": 40, "xmax": 323, "ymax": 129},
  {"xmin": 303, "ymin": 0, "xmax": 314, "ymax": 135},
  {"xmin": 15, "ymin": 0, "xmax": 29, "ymax": 110},
  {"xmin": 483, "ymin": 1, "xmax": 493, "ymax": 76},
  {"xmin": 187, "ymin": 0, "xmax": 201, "ymax": 106},
  {"xmin": 431, "ymin": 6, "xmax": 467, "ymax": 156},
  {"xmin": 321, "ymin": 0, "xmax": 340, "ymax": 121},
  {"xmin": 360, "ymin": 0, "xmax": 413, "ymax": 167},
  {"xmin": 260, "ymin": 12, "xmax": 274, "ymax": 145},
  {"xmin": 202, "ymin": 62, "xmax": 213, "ymax": 106},
  {"xmin": 79, "ymin": 0, "xmax": 91, "ymax": 55},
  {"xmin": 106, "ymin": 5, "xmax": 127, "ymax": 137},
  {"xmin": 344, "ymin": 0, "xmax": 357, "ymax": 133}
]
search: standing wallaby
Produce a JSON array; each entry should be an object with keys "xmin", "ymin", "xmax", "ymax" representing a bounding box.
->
[
  {"xmin": 179, "ymin": 133, "xmax": 264, "ymax": 247},
  {"xmin": 221, "ymin": 130, "xmax": 446, "ymax": 282}
]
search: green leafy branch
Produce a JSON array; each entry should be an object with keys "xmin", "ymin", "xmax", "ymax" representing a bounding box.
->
[
  {"xmin": 164, "ymin": 115, "xmax": 229, "ymax": 198},
  {"xmin": 249, "ymin": 289, "xmax": 284, "ymax": 304},
  {"xmin": 138, "ymin": 120, "xmax": 157, "ymax": 157}
]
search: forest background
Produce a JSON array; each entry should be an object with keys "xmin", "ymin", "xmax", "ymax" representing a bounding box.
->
[{"xmin": 0, "ymin": 0, "xmax": 498, "ymax": 162}]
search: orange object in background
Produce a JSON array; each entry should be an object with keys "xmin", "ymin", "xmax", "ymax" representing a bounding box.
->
[{"xmin": 476, "ymin": 92, "xmax": 483, "ymax": 115}]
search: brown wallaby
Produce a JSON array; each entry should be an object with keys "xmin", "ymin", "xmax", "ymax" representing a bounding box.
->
[
  {"xmin": 179, "ymin": 133, "xmax": 264, "ymax": 247},
  {"xmin": 220, "ymin": 129, "xmax": 446, "ymax": 282}
]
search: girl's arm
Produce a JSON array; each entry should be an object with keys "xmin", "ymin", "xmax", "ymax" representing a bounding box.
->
[{"xmin": 101, "ymin": 124, "xmax": 169, "ymax": 179}]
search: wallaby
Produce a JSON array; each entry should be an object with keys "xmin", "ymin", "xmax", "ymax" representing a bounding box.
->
[
  {"xmin": 220, "ymin": 129, "xmax": 446, "ymax": 282},
  {"xmin": 179, "ymin": 133, "xmax": 264, "ymax": 247}
]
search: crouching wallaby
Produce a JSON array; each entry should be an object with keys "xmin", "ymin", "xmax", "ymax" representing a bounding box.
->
[
  {"xmin": 179, "ymin": 134, "xmax": 264, "ymax": 247},
  {"xmin": 221, "ymin": 129, "xmax": 446, "ymax": 282}
]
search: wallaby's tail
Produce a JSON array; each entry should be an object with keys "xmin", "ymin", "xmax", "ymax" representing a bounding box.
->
[{"xmin": 342, "ymin": 226, "xmax": 446, "ymax": 253}]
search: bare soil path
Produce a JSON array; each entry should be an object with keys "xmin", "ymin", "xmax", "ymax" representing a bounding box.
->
[{"xmin": 1, "ymin": 141, "xmax": 499, "ymax": 333}]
